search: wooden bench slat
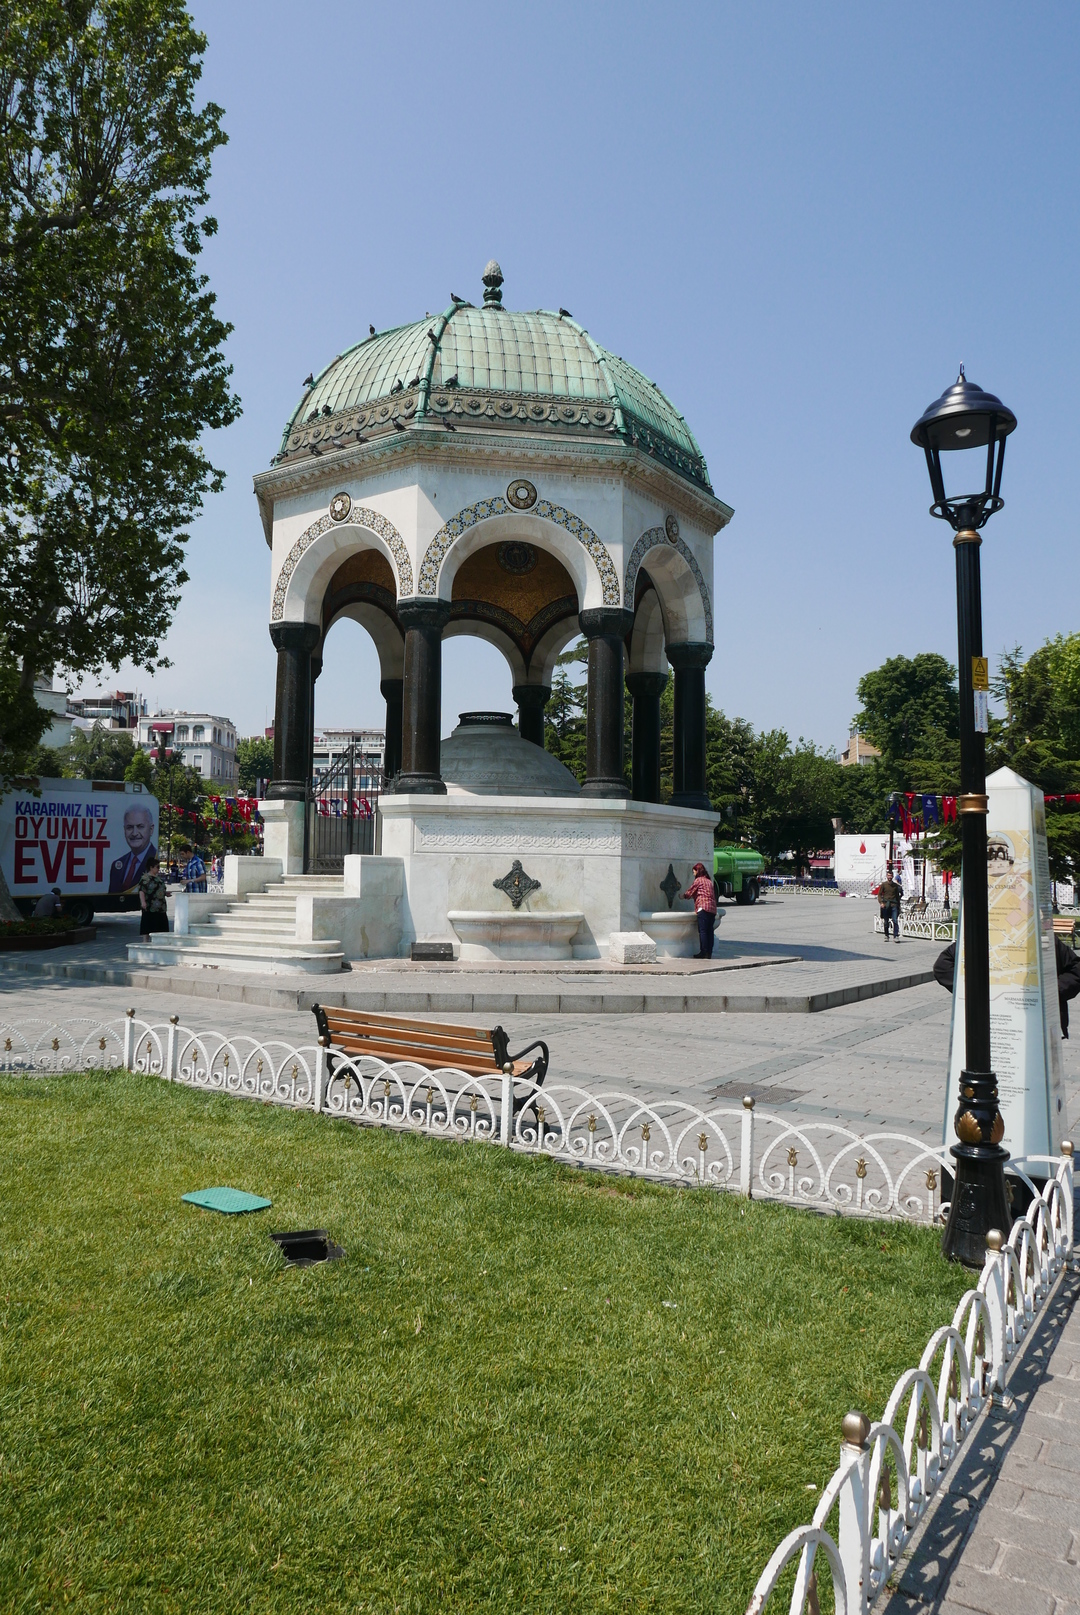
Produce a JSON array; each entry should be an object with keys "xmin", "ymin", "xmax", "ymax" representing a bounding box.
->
[
  {"xmin": 323, "ymin": 1026, "xmax": 496, "ymax": 1058},
  {"xmin": 321, "ymin": 1008, "xmax": 495, "ymax": 1045},
  {"xmin": 332, "ymin": 1042, "xmax": 531, "ymax": 1078}
]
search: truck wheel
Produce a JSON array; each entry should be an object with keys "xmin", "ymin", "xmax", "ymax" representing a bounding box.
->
[
  {"xmin": 66, "ymin": 900, "xmax": 94, "ymax": 927},
  {"xmin": 747, "ymin": 881, "xmax": 760, "ymax": 904},
  {"xmin": 734, "ymin": 887, "xmax": 751, "ymax": 905}
]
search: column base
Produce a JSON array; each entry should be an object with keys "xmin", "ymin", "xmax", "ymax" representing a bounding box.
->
[
  {"xmin": 580, "ymin": 778, "xmax": 631, "ymax": 799},
  {"xmin": 265, "ymin": 780, "xmax": 307, "ymax": 802},
  {"xmin": 391, "ymin": 773, "xmax": 447, "ymax": 795},
  {"xmin": 672, "ymin": 790, "xmax": 713, "ymax": 811}
]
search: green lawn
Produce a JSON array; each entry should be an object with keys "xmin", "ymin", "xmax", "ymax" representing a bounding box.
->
[{"xmin": 0, "ymin": 1069, "xmax": 969, "ymax": 1615}]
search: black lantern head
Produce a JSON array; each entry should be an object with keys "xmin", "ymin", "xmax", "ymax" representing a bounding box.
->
[{"xmin": 911, "ymin": 367, "xmax": 1016, "ymax": 531}]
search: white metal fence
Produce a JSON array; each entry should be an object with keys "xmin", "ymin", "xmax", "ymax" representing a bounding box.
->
[
  {"xmin": 745, "ymin": 1149, "xmax": 1075, "ymax": 1615},
  {"xmin": 0, "ymin": 1011, "xmax": 1067, "ymax": 1232}
]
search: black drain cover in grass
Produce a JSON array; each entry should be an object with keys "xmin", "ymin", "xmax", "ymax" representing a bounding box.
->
[{"xmin": 270, "ymin": 1229, "xmax": 344, "ymax": 1267}]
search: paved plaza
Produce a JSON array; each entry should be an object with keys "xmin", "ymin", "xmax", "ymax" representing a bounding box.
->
[{"xmin": 2, "ymin": 894, "xmax": 1077, "ymax": 1143}]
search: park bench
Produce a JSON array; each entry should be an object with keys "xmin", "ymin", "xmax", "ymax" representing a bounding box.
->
[
  {"xmin": 1053, "ymin": 914, "xmax": 1078, "ymax": 946},
  {"xmin": 310, "ymin": 1006, "xmax": 549, "ymax": 1108}
]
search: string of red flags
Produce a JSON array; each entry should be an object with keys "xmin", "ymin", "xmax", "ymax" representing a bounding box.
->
[
  {"xmin": 889, "ymin": 789, "xmax": 1080, "ymax": 837},
  {"xmin": 314, "ymin": 797, "xmax": 374, "ymax": 819}
]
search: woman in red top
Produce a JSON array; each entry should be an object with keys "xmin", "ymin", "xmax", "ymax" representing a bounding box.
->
[{"xmin": 684, "ymin": 862, "xmax": 719, "ymax": 959}]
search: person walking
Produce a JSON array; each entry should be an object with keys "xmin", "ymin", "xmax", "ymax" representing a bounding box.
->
[
  {"xmin": 877, "ymin": 864, "xmax": 903, "ymax": 943},
  {"xmin": 183, "ymin": 846, "xmax": 206, "ymax": 893},
  {"xmin": 137, "ymin": 858, "xmax": 169, "ymax": 936},
  {"xmin": 684, "ymin": 861, "xmax": 719, "ymax": 960}
]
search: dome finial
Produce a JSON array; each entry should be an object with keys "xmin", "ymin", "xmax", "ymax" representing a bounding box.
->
[{"xmin": 482, "ymin": 259, "xmax": 503, "ymax": 307}]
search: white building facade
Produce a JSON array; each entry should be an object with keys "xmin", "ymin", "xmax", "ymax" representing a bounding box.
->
[{"xmin": 139, "ymin": 712, "xmax": 238, "ymax": 784}]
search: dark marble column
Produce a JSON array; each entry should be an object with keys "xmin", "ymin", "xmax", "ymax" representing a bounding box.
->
[
  {"xmin": 579, "ymin": 607, "xmax": 634, "ymax": 799},
  {"xmin": 626, "ymin": 671, "xmax": 668, "ymax": 804},
  {"xmin": 268, "ymin": 622, "xmax": 320, "ymax": 800},
  {"xmin": 394, "ymin": 599, "xmax": 451, "ymax": 794},
  {"xmin": 380, "ymin": 678, "xmax": 403, "ymax": 783},
  {"xmin": 667, "ymin": 641, "xmax": 713, "ymax": 810},
  {"xmin": 513, "ymin": 683, "xmax": 551, "ymax": 749}
]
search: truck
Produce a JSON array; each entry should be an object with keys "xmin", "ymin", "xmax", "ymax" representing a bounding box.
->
[
  {"xmin": 713, "ymin": 844, "xmax": 765, "ymax": 904},
  {"xmin": 1, "ymin": 778, "xmax": 160, "ymax": 926}
]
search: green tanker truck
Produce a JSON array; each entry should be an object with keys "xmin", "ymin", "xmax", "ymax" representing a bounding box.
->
[{"xmin": 713, "ymin": 844, "xmax": 765, "ymax": 904}]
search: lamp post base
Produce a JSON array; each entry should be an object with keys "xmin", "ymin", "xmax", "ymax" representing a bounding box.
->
[{"xmin": 941, "ymin": 1143, "xmax": 1012, "ymax": 1268}]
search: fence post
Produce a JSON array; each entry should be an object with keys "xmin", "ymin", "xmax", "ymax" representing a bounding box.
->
[
  {"xmin": 837, "ymin": 1411, "xmax": 871, "ymax": 1615},
  {"xmin": 1061, "ymin": 1140, "xmax": 1075, "ymax": 1257},
  {"xmin": 166, "ymin": 1016, "xmax": 179, "ymax": 1081},
  {"xmin": 122, "ymin": 1009, "xmax": 136, "ymax": 1071},
  {"xmin": 501, "ymin": 1065, "xmax": 514, "ymax": 1146},
  {"xmin": 981, "ymin": 1229, "xmax": 1008, "ymax": 1399},
  {"xmin": 313, "ymin": 1038, "xmax": 328, "ymax": 1113},
  {"xmin": 739, "ymin": 1095, "xmax": 755, "ymax": 1197}
]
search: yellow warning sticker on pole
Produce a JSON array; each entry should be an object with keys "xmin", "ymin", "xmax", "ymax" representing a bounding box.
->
[{"xmin": 972, "ymin": 656, "xmax": 989, "ymax": 691}]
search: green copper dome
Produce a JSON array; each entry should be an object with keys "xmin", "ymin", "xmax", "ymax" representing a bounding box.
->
[{"xmin": 276, "ymin": 264, "xmax": 711, "ymax": 491}]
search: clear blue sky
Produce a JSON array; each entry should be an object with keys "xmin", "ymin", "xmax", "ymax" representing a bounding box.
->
[{"xmin": 101, "ymin": 1, "xmax": 1080, "ymax": 748}]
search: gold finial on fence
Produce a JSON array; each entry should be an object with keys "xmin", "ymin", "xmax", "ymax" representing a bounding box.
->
[
  {"xmin": 787, "ymin": 1146, "xmax": 798, "ymax": 1168},
  {"xmin": 588, "ymin": 1114, "xmax": 597, "ymax": 1132},
  {"xmin": 917, "ymin": 1403, "xmax": 929, "ymax": 1450},
  {"xmin": 170, "ymin": 1015, "xmax": 179, "ymax": 1026},
  {"xmin": 699, "ymin": 1133, "xmax": 709, "ymax": 1152},
  {"xmin": 641, "ymin": 1123, "xmax": 650, "ymax": 1143},
  {"xmin": 926, "ymin": 1168, "xmax": 938, "ymax": 1191},
  {"xmin": 126, "ymin": 1008, "xmax": 135, "ymax": 1018},
  {"xmin": 806, "ymin": 1570, "xmax": 821, "ymax": 1615},
  {"xmin": 842, "ymin": 1411, "xmax": 870, "ymax": 1448},
  {"xmin": 256, "ymin": 1058, "xmax": 263, "ymax": 1077},
  {"xmin": 986, "ymin": 1228, "xmax": 1004, "ymax": 1252},
  {"xmin": 52, "ymin": 1038, "xmax": 59, "ymax": 1052},
  {"xmin": 878, "ymin": 1467, "xmax": 892, "ymax": 1511},
  {"xmin": 855, "ymin": 1157, "xmax": 867, "ymax": 1179},
  {"xmin": 1062, "ymin": 1139, "xmax": 1074, "ymax": 1157},
  {"xmin": 743, "ymin": 1094, "xmax": 755, "ymax": 1110},
  {"xmin": 470, "ymin": 1093, "xmax": 478, "ymax": 1112},
  {"xmin": 98, "ymin": 1037, "xmax": 106, "ymax": 1051}
]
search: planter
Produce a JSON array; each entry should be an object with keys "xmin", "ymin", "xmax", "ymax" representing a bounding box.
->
[{"xmin": 0, "ymin": 925, "xmax": 97, "ymax": 953}]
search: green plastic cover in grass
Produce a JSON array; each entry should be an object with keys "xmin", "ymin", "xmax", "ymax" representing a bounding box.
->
[{"xmin": 181, "ymin": 1186, "xmax": 272, "ymax": 1215}]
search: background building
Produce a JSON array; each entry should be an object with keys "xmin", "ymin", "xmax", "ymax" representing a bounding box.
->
[
  {"xmin": 67, "ymin": 690, "xmax": 146, "ymax": 731},
  {"xmin": 839, "ymin": 731, "xmax": 881, "ymax": 766},
  {"xmin": 312, "ymin": 728, "xmax": 385, "ymax": 785},
  {"xmin": 139, "ymin": 711, "xmax": 238, "ymax": 784}
]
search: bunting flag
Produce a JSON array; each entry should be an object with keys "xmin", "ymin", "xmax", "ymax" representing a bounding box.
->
[
  {"xmin": 942, "ymin": 795, "xmax": 957, "ymax": 824},
  {"xmin": 922, "ymin": 794, "xmax": 940, "ymax": 825}
]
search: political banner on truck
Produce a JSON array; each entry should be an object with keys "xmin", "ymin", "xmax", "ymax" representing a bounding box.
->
[{"xmin": 0, "ymin": 780, "xmax": 160, "ymax": 898}]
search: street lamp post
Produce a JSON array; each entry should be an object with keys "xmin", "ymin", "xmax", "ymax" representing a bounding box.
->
[{"xmin": 911, "ymin": 368, "xmax": 1017, "ymax": 1266}]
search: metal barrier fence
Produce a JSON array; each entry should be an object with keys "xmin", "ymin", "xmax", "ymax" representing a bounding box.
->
[
  {"xmin": 746, "ymin": 1150, "xmax": 1075, "ymax": 1615},
  {"xmin": 0, "ymin": 1012, "xmax": 1068, "ymax": 1233}
]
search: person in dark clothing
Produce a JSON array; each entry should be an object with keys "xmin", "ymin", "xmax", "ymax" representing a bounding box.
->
[{"xmin": 934, "ymin": 935, "xmax": 1080, "ymax": 1036}]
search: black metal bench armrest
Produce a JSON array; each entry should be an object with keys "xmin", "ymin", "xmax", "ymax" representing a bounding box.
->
[
  {"xmin": 311, "ymin": 1002, "xmax": 331, "ymax": 1043},
  {"xmin": 507, "ymin": 1038, "xmax": 549, "ymax": 1085}
]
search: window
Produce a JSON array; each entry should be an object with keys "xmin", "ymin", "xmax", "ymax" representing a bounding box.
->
[
  {"xmin": 193, "ymin": 725, "xmax": 204, "ymax": 741},
  {"xmin": 176, "ymin": 725, "xmax": 189, "ymax": 740}
]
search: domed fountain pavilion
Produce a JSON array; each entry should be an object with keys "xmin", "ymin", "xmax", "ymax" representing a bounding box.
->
[{"xmin": 252, "ymin": 263, "xmax": 734, "ymax": 960}]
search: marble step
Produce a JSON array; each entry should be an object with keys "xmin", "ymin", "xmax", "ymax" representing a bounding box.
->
[{"xmin": 126, "ymin": 936, "xmax": 346, "ymax": 974}]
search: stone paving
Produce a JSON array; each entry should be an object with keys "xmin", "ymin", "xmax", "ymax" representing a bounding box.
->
[{"xmin": 883, "ymin": 1264, "xmax": 1080, "ymax": 1615}]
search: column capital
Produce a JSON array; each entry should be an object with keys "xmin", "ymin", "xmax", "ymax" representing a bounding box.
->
[
  {"xmin": 397, "ymin": 597, "xmax": 452, "ymax": 633},
  {"xmin": 512, "ymin": 683, "xmax": 552, "ymax": 707},
  {"xmin": 269, "ymin": 620, "xmax": 320, "ymax": 654},
  {"xmin": 626, "ymin": 671, "xmax": 669, "ymax": 699},
  {"xmin": 579, "ymin": 607, "xmax": 635, "ymax": 641},
  {"xmin": 666, "ymin": 640, "xmax": 713, "ymax": 671}
]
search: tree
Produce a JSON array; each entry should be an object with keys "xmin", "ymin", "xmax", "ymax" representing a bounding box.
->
[
  {"xmin": 544, "ymin": 643, "xmax": 588, "ymax": 782},
  {"xmin": 123, "ymin": 746, "xmax": 154, "ymax": 788},
  {"xmin": 236, "ymin": 735, "xmax": 273, "ymax": 795},
  {"xmin": 854, "ymin": 654, "xmax": 959, "ymax": 786},
  {"xmin": 0, "ymin": 0, "xmax": 239, "ymax": 769},
  {"xmin": 990, "ymin": 634, "xmax": 1080, "ymax": 885},
  {"xmin": 62, "ymin": 721, "xmax": 134, "ymax": 779},
  {"xmin": 152, "ymin": 753, "xmax": 203, "ymax": 862}
]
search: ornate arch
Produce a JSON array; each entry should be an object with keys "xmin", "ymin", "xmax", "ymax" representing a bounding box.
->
[
  {"xmin": 417, "ymin": 496, "xmax": 621, "ymax": 605},
  {"xmin": 271, "ymin": 505, "xmax": 413, "ymax": 621},
  {"xmin": 623, "ymin": 525, "xmax": 713, "ymax": 643}
]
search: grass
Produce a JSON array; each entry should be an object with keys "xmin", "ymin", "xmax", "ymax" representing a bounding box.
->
[{"xmin": 0, "ymin": 1069, "xmax": 971, "ymax": 1615}]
